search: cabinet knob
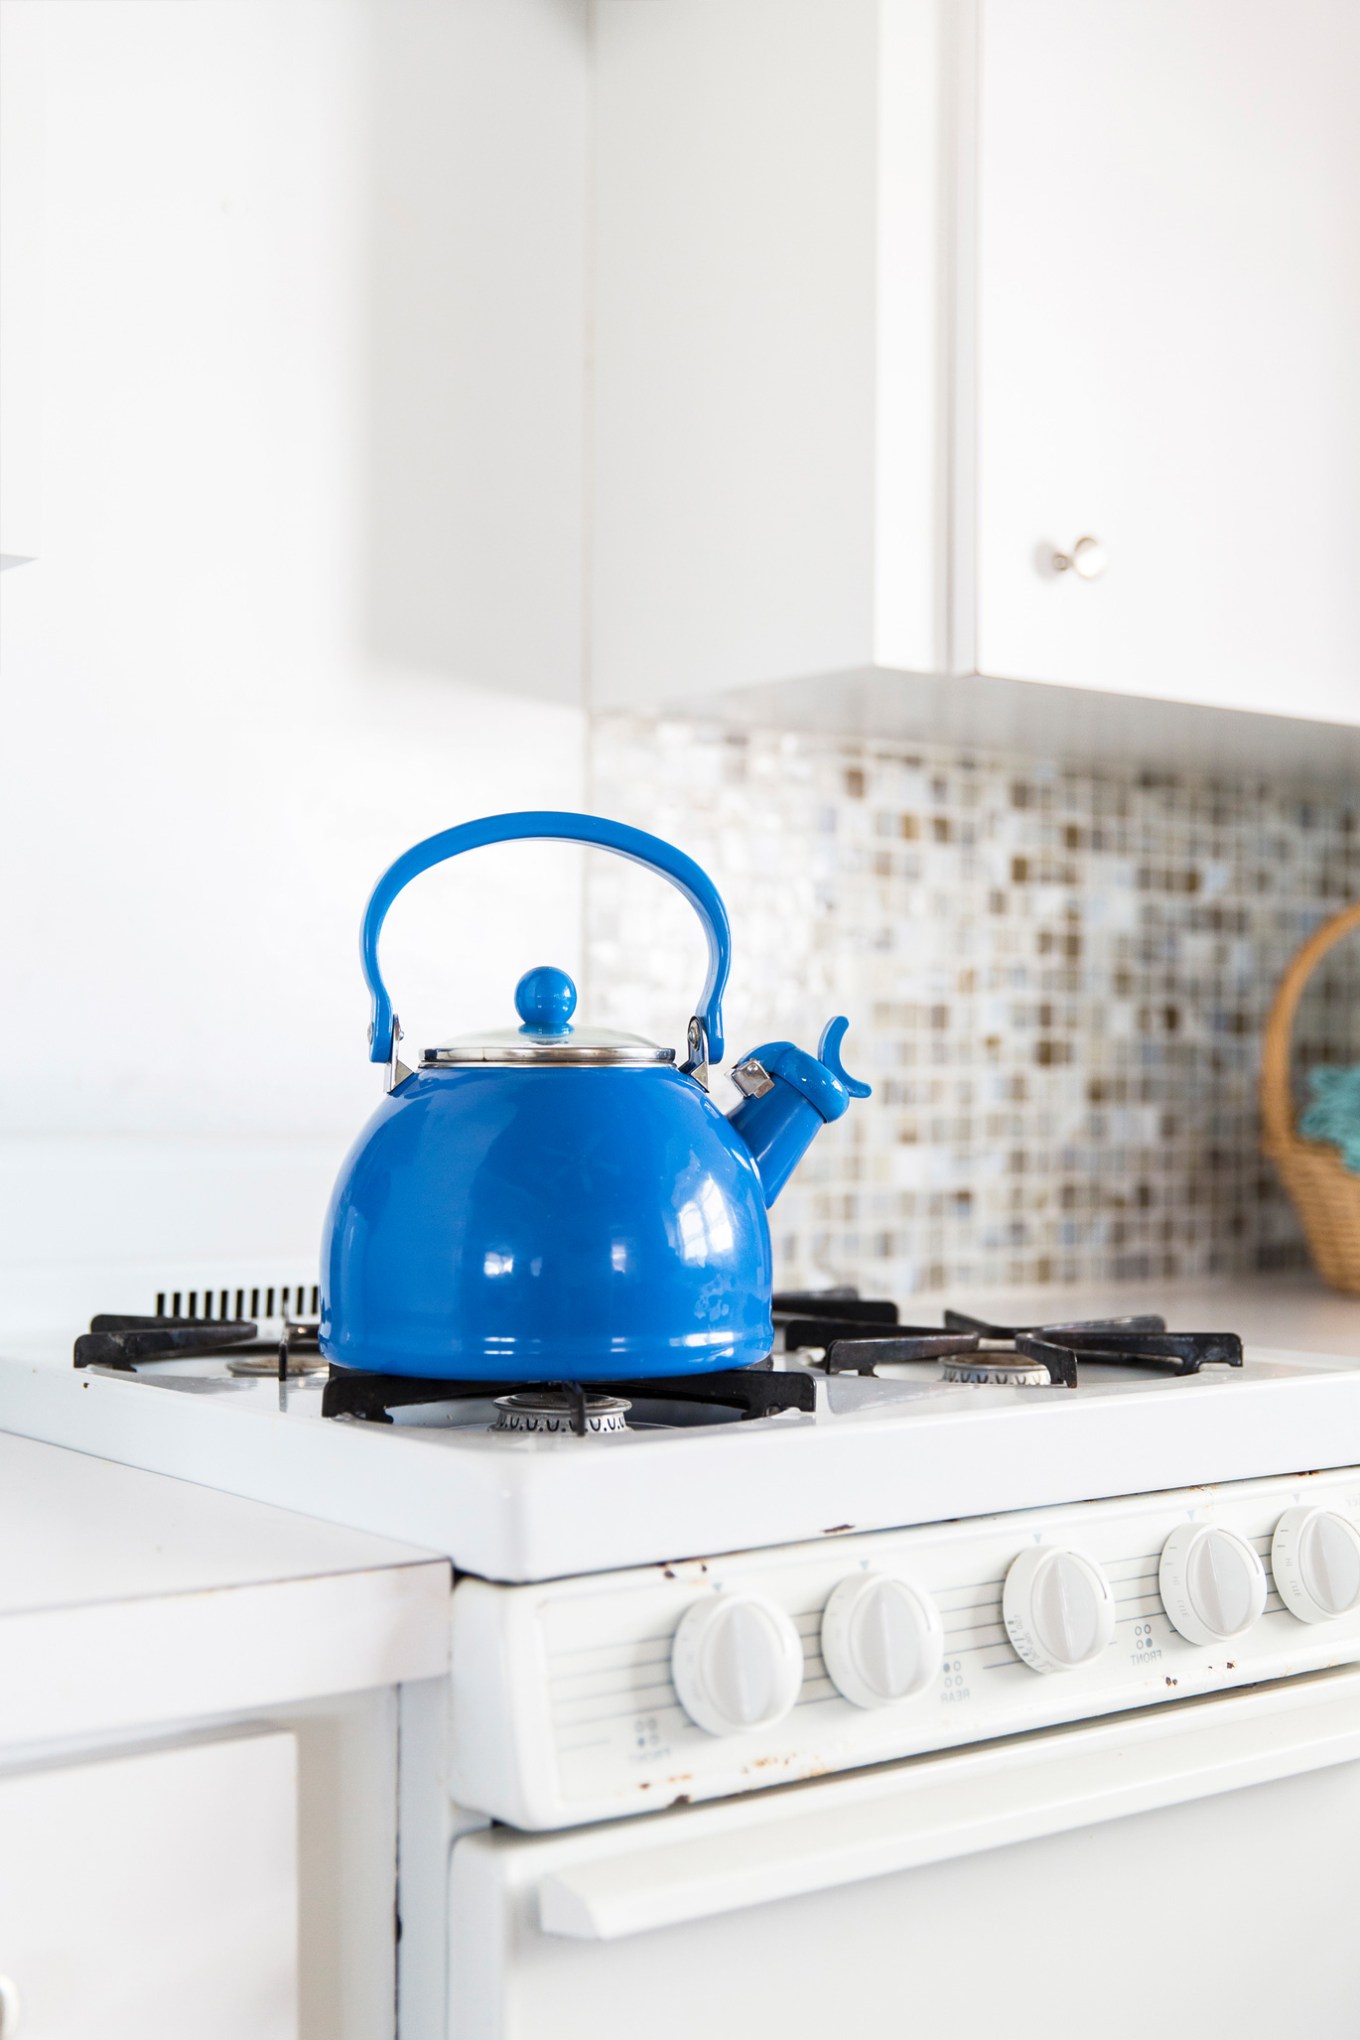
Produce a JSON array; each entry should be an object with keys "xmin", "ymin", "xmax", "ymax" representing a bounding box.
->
[
  {"xmin": 1052, "ymin": 534, "xmax": 1107, "ymax": 579},
  {"xmin": 0, "ymin": 1972, "xmax": 21, "ymax": 2039}
]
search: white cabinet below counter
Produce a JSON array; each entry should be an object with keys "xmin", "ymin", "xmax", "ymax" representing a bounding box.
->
[
  {"xmin": 588, "ymin": 0, "xmax": 1360, "ymax": 760},
  {"xmin": 0, "ymin": 1432, "xmax": 450, "ymax": 2040},
  {"xmin": 0, "ymin": 1736, "xmax": 299, "ymax": 2040}
]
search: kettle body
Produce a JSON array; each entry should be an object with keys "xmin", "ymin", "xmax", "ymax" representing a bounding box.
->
[
  {"xmin": 322, "ymin": 1064, "xmax": 773, "ymax": 1380},
  {"xmin": 319, "ymin": 812, "xmax": 868, "ymax": 1381}
]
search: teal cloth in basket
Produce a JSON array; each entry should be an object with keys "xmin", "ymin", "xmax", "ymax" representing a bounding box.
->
[{"xmin": 1299, "ymin": 1065, "xmax": 1360, "ymax": 1174}]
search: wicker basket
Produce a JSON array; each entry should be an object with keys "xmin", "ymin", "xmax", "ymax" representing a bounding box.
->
[{"xmin": 1261, "ymin": 900, "xmax": 1360, "ymax": 1295}]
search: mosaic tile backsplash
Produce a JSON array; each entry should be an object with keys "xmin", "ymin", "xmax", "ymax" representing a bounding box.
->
[{"xmin": 583, "ymin": 715, "xmax": 1360, "ymax": 1299}]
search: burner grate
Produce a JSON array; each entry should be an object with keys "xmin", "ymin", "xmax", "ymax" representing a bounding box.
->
[
  {"xmin": 320, "ymin": 1364, "xmax": 816, "ymax": 1432},
  {"xmin": 151, "ymin": 1284, "xmax": 319, "ymax": 1324},
  {"xmin": 74, "ymin": 1311, "xmax": 323, "ymax": 1381},
  {"xmin": 772, "ymin": 1291, "xmax": 900, "ymax": 1325},
  {"xmin": 779, "ymin": 1297, "xmax": 1244, "ymax": 1388},
  {"xmin": 807, "ymin": 1330, "xmax": 985, "ymax": 1375}
]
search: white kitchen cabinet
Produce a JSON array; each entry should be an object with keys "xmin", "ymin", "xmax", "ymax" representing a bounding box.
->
[
  {"xmin": 0, "ymin": 1430, "xmax": 451, "ymax": 2040},
  {"xmin": 0, "ymin": 3, "xmax": 43, "ymax": 568},
  {"xmin": 975, "ymin": 0, "xmax": 1360, "ymax": 724},
  {"xmin": 365, "ymin": 0, "xmax": 590, "ymax": 706},
  {"xmin": 0, "ymin": 1734, "xmax": 298, "ymax": 2040},
  {"xmin": 589, "ymin": 0, "xmax": 1360, "ymax": 743},
  {"xmin": 591, "ymin": 0, "xmax": 946, "ymax": 709}
]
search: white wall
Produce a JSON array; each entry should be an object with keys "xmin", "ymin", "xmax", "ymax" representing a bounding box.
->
[{"xmin": 0, "ymin": 0, "xmax": 590, "ymax": 1283}]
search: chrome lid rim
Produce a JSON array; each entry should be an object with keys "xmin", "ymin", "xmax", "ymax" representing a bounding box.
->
[{"xmin": 421, "ymin": 1043, "xmax": 675, "ymax": 1066}]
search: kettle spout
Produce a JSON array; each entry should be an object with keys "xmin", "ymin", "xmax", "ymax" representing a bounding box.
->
[{"xmin": 725, "ymin": 1017, "xmax": 871, "ymax": 1208}]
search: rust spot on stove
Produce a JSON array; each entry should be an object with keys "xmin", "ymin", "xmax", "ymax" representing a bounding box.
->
[
  {"xmin": 822, "ymin": 1523, "xmax": 854, "ymax": 1535},
  {"xmin": 1227, "ymin": 1660, "xmax": 1237, "ymax": 1670},
  {"xmin": 742, "ymin": 1754, "xmax": 829, "ymax": 1782},
  {"xmin": 670, "ymin": 1793, "xmax": 692, "ymax": 1807},
  {"xmin": 662, "ymin": 1567, "xmax": 677, "ymax": 1579},
  {"xmin": 1165, "ymin": 1676, "xmax": 1179, "ymax": 1687}
]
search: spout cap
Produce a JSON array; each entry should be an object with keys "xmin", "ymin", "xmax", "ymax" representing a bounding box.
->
[{"xmin": 732, "ymin": 1017, "xmax": 871, "ymax": 1124}]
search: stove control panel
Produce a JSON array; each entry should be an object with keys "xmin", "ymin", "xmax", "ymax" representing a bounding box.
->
[{"xmin": 448, "ymin": 1466, "xmax": 1360, "ymax": 1831}]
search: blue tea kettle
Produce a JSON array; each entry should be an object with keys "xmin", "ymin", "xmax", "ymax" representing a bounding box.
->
[{"xmin": 319, "ymin": 812, "xmax": 869, "ymax": 1381}]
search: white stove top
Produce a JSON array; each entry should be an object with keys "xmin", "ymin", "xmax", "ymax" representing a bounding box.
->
[{"xmin": 3, "ymin": 1269, "xmax": 1360, "ymax": 1581}]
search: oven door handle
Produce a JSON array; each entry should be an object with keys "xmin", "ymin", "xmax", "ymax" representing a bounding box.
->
[{"xmin": 538, "ymin": 1670, "xmax": 1360, "ymax": 1940}]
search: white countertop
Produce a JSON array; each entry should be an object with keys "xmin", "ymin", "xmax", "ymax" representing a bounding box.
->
[{"xmin": 0, "ymin": 1431, "xmax": 450, "ymax": 1749}]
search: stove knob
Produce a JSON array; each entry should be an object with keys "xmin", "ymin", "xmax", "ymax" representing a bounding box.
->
[
  {"xmin": 1003, "ymin": 1547, "xmax": 1116, "ymax": 1673},
  {"xmin": 1159, "ymin": 1524, "xmax": 1266, "ymax": 1644},
  {"xmin": 821, "ymin": 1574, "xmax": 943, "ymax": 1708},
  {"xmin": 671, "ymin": 1593, "xmax": 804, "ymax": 1737},
  {"xmin": 1272, "ymin": 1507, "xmax": 1360, "ymax": 1625}
]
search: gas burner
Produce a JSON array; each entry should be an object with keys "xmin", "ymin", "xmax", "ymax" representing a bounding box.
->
[
  {"xmin": 775, "ymin": 1292, "xmax": 1244, "ymax": 1389},
  {"xmin": 939, "ymin": 1351, "xmax": 1055, "ymax": 1388},
  {"xmin": 492, "ymin": 1391, "xmax": 632, "ymax": 1436},
  {"xmin": 226, "ymin": 1345, "xmax": 328, "ymax": 1379}
]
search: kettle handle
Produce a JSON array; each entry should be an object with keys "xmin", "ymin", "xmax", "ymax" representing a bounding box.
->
[{"xmin": 361, "ymin": 811, "xmax": 733, "ymax": 1068}]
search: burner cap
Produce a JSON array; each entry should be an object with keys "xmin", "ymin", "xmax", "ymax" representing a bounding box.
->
[
  {"xmin": 940, "ymin": 1353, "xmax": 1053, "ymax": 1388},
  {"xmin": 226, "ymin": 1351, "xmax": 327, "ymax": 1378},
  {"xmin": 492, "ymin": 1391, "xmax": 631, "ymax": 1436}
]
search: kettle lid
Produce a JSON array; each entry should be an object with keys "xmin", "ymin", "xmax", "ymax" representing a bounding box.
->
[{"xmin": 421, "ymin": 966, "xmax": 674, "ymax": 1068}]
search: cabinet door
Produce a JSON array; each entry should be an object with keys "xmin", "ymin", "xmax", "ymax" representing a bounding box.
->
[
  {"xmin": 591, "ymin": 0, "xmax": 946, "ymax": 711},
  {"xmin": 975, "ymin": 0, "xmax": 1360, "ymax": 724},
  {"xmin": 0, "ymin": 0, "xmax": 42, "ymax": 567},
  {"xmin": 0, "ymin": 1734, "xmax": 297, "ymax": 2040}
]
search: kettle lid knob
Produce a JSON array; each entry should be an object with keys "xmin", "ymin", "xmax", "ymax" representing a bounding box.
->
[{"xmin": 515, "ymin": 965, "xmax": 577, "ymax": 1037}]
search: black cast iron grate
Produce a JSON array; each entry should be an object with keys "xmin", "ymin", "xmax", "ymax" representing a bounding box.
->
[
  {"xmin": 319, "ymin": 1362, "xmax": 816, "ymax": 1432},
  {"xmin": 774, "ymin": 1294, "xmax": 1244, "ymax": 1388}
]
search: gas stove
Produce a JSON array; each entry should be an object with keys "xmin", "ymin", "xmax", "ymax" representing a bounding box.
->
[
  {"xmin": 3, "ymin": 1272, "xmax": 1358, "ymax": 1582},
  {"xmin": 5, "ymin": 1250, "xmax": 1360, "ymax": 2040}
]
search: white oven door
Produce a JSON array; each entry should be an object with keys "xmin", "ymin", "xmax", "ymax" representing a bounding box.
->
[{"xmin": 448, "ymin": 1666, "xmax": 1360, "ymax": 2040}]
